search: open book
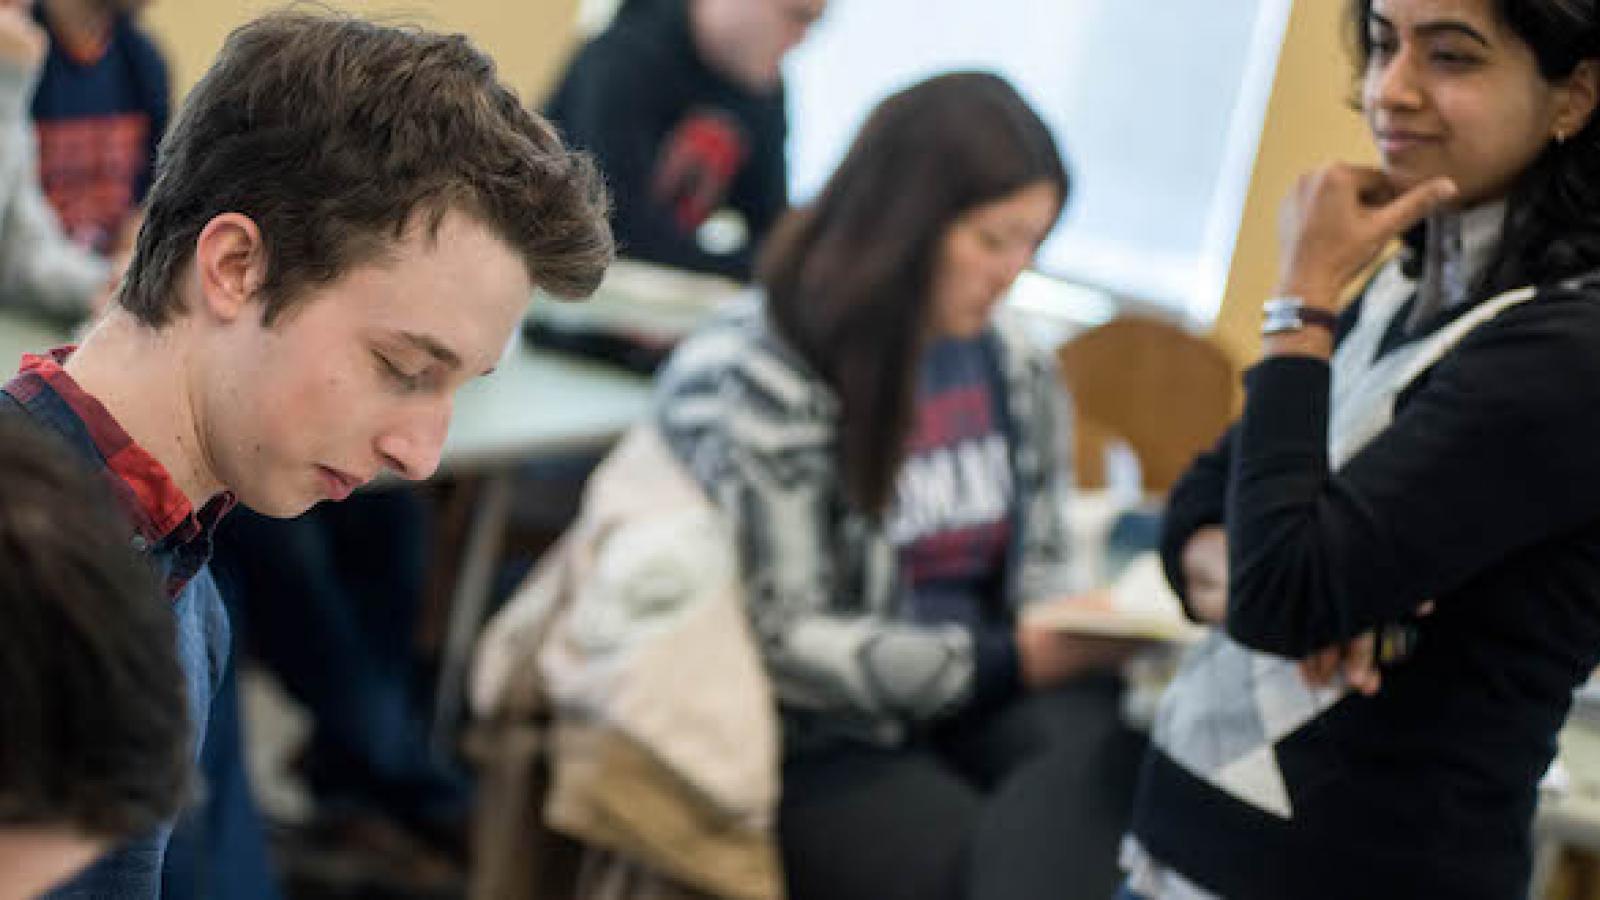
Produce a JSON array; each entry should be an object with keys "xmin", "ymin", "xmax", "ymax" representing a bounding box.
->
[{"xmin": 1023, "ymin": 551, "xmax": 1206, "ymax": 644}]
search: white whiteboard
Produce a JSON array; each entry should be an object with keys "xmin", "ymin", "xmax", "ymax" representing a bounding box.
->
[{"xmin": 784, "ymin": 0, "xmax": 1292, "ymax": 322}]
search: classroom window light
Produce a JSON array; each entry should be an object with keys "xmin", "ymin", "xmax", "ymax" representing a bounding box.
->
[{"xmin": 785, "ymin": 0, "xmax": 1292, "ymax": 324}]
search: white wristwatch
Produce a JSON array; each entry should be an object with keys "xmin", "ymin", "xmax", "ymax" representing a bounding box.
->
[{"xmin": 1261, "ymin": 297, "xmax": 1337, "ymax": 336}]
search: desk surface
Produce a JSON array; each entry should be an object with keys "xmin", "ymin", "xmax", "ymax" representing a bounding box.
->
[
  {"xmin": 442, "ymin": 332, "xmax": 651, "ymax": 471},
  {"xmin": 0, "ymin": 310, "xmax": 654, "ymax": 473}
]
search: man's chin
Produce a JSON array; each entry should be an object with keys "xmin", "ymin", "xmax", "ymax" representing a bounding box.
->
[{"xmin": 237, "ymin": 491, "xmax": 320, "ymax": 519}]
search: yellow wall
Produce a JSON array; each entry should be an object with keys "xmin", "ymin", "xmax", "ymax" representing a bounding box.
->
[
  {"xmin": 1212, "ymin": 0, "xmax": 1376, "ymax": 367},
  {"xmin": 142, "ymin": 0, "xmax": 583, "ymax": 108}
]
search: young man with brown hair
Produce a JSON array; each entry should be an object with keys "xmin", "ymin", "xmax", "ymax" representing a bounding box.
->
[{"xmin": 2, "ymin": 11, "xmax": 612, "ymax": 895}]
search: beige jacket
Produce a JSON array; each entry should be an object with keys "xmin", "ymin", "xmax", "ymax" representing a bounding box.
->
[{"xmin": 472, "ymin": 425, "xmax": 783, "ymax": 900}]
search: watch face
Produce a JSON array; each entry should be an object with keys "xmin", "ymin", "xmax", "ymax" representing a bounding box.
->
[{"xmin": 1261, "ymin": 302, "xmax": 1304, "ymax": 336}]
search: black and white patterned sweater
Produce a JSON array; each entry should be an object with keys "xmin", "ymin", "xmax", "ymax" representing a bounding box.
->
[{"xmin": 654, "ymin": 298, "xmax": 1075, "ymax": 751}]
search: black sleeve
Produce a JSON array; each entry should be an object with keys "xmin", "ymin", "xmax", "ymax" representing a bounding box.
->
[
  {"xmin": 545, "ymin": 39, "xmax": 754, "ymax": 280},
  {"xmin": 1157, "ymin": 296, "xmax": 1362, "ymax": 622},
  {"xmin": 1223, "ymin": 290, "xmax": 1600, "ymax": 657},
  {"xmin": 733, "ymin": 95, "xmax": 789, "ymax": 254},
  {"xmin": 1158, "ymin": 425, "xmax": 1235, "ymax": 620}
]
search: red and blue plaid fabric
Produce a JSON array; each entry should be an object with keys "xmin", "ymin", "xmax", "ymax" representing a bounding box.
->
[{"xmin": 1, "ymin": 348, "xmax": 234, "ymax": 598}]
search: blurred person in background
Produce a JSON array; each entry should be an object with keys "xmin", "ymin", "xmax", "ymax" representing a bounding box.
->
[
  {"xmin": 31, "ymin": 0, "xmax": 167, "ymax": 258},
  {"xmin": 545, "ymin": 0, "xmax": 823, "ymax": 280},
  {"xmin": 653, "ymin": 71, "xmax": 1144, "ymax": 900},
  {"xmin": 0, "ymin": 0, "xmax": 114, "ymax": 319}
]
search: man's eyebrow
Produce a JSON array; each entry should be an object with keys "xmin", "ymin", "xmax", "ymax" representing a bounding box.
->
[{"xmin": 397, "ymin": 330, "xmax": 464, "ymax": 370}]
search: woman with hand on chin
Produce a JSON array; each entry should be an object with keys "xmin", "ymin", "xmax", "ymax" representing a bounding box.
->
[{"xmin": 1122, "ymin": 1, "xmax": 1600, "ymax": 898}]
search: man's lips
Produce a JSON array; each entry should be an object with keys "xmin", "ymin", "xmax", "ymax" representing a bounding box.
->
[{"xmin": 317, "ymin": 466, "xmax": 365, "ymax": 500}]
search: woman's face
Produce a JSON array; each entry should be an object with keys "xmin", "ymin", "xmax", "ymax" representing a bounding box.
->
[
  {"xmin": 1362, "ymin": 0, "xmax": 1594, "ymax": 206},
  {"xmin": 928, "ymin": 181, "xmax": 1059, "ymax": 340}
]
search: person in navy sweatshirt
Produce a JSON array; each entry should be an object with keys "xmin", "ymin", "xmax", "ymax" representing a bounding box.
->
[
  {"xmin": 31, "ymin": 0, "xmax": 167, "ymax": 257},
  {"xmin": 545, "ymin": 0, "xmax": 822, "ymax": 280}
]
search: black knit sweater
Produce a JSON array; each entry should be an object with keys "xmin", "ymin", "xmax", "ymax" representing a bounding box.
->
[{"xmin": 1137, "ymin": 280, "xmax": 1600, "ymax": 899}]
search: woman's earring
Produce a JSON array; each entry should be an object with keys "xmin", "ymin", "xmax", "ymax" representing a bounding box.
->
[{"xmin": 1555, "ymin": 126, "xmax": 1569, "ymax": 145}]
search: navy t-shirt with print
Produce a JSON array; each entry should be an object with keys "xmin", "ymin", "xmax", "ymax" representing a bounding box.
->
[{"xmin": 888, "ymin": 336, "xmax": 1020, "ymax": 709}]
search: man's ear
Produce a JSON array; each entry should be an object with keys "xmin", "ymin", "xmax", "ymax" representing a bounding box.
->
[{"xmin": 191, "ymin": 213, "xmax": 267, "ymax": 323}]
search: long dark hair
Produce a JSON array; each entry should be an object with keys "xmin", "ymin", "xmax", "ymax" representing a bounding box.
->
[
  {"xmin": 758, "ymin": 71, "xmax": 1069, "ymax": 516},
  {"xmin": 1347, "ymin": 0, "xmax": 1600, "ymax": 297}
]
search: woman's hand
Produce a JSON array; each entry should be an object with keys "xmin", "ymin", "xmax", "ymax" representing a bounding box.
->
[
  {"xmin": 1276, "ymin": 164, "xmax": 1457, "ymax": 308},
  {"xmin": 1015, "ymin": 614, "xmax": 1143, "ymax": 691},
  {"xmin": 1300, "ymin": 631, "xmax": 1383, "ymax": 696},
  {"xmin": 1180, "ymin": 526, "xmax": 1228, "ymax": 625},
  {"xmin": 1299, "ymin": 602, "xmax": 1435, "ymax": 696}
]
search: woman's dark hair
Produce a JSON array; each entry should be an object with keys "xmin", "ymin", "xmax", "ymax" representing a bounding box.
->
[
  {"xmin": 1347, "ymin": 0, "xmax": 1600, "ymax": 296},
  {"xmin": 758, "ymin": 71, "xmax": 1068, "ymax": 516}
]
